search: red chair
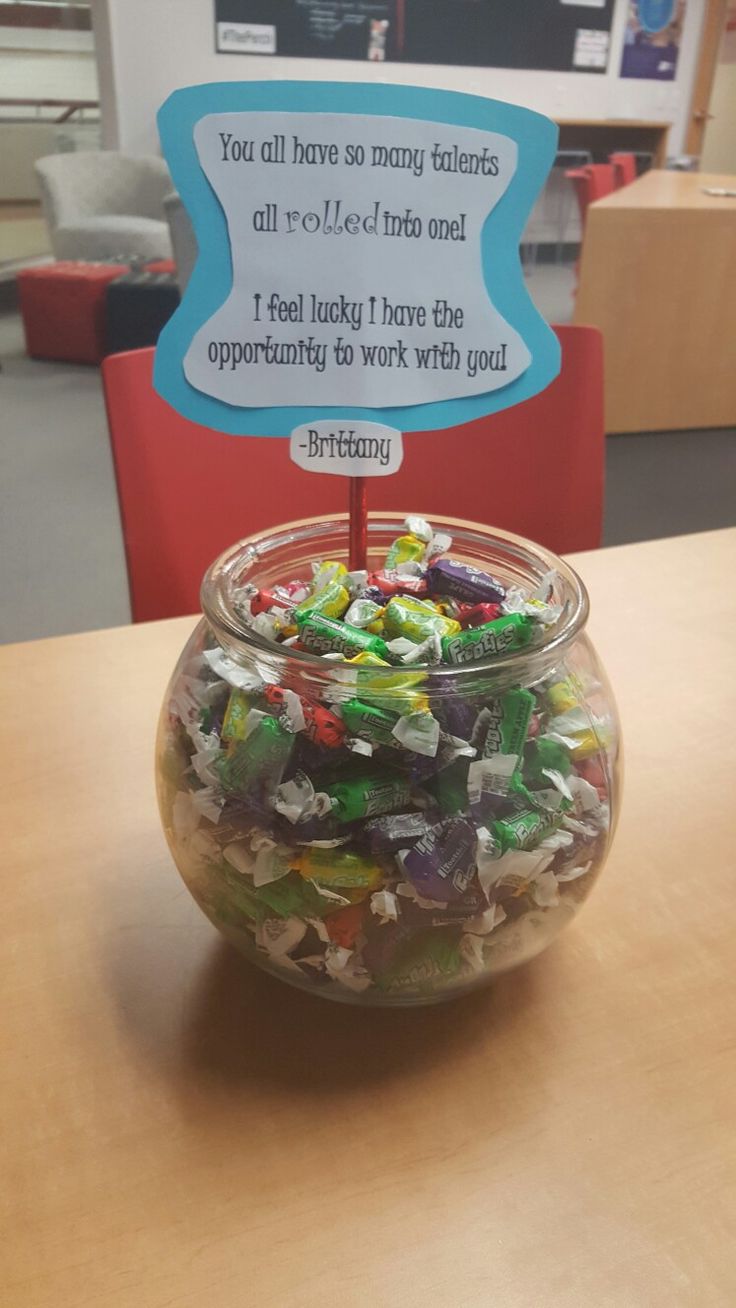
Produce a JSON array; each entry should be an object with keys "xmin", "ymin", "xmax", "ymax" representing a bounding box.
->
[
  {"xmin": 609, "ymin": 152, "xmax": 637, "ymax": 189},
  {"xmin": 564, "ymin": 163, "xmax": 616, "ymax": 230},
  {"xmin": 101, "ymin": 325, "xmax": 604, "ymax": 622}
]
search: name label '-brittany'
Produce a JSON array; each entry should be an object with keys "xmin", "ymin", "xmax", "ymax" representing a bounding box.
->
[{"xmin": 290, "ymin": 421, "xmax": 403, "ymax": 478}]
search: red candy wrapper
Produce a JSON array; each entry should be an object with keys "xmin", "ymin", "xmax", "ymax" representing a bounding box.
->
[
  {"xmin": 251, "ymin": 588, "xmax": 291, "ymax": 616},
  {"xmin": 264, "ymin": 685, "xmax": 346, "ymax": 748},
  {"xmin": 368, "ymin": 570, "xmax": 429, "ymax": 598},
  {"xmin": 325, "ymin": 902, "xmax": 367, "ymax": 949},
  {"xmin": 576, "ymin": 756, "xmax": 607, "ymax": 798},
  {"xmin": 461, "ymin": 603, "xmax": 502, "ymax": 628},
  {"xmin": 303, "ymin": 702, "xmax": 347, "ymax": 748}
]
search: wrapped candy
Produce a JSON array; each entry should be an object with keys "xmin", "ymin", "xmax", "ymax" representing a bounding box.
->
[{"xmin": 157, "ymin": 516, "xmax": 619, "ymax": 1004}]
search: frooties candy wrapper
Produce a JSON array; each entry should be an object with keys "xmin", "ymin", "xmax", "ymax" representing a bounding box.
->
[
  {"xmin": 160, "ymin": 516, "xmax": 613, "ymax": 1000},
  {"xmin": 399, "ymin": 817, "xmax": 477, "ymax": 901}
]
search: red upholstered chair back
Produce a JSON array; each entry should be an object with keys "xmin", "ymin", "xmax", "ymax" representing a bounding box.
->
[
  {"xmin": 609, "ymin": 152, "xmax": 638, "ymax": 188},
  {"xmin": 101, "ymin": 325, "xmax": 604, "ymax": 622},
  {"xmin": 565, "ymin": 164, "xmax": 616, "ymax": 226}
]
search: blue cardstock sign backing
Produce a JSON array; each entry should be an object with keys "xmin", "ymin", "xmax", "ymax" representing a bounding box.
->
[{"xmin": 155, "ymin": 81, "xmax": 560, "ymax": 436}]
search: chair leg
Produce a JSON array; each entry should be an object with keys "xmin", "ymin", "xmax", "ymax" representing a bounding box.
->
[
  {"xmin": 520, "ymin": 241, "xmax": 538, "ymax": 276},
  {"xmin": 556, "ymin": 188, "xmax": 576, "ymax": 265}
]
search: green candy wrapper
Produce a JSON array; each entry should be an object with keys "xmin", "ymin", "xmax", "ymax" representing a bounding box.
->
[
  {"xmin": 218, "ymin": 715, "xmax": 294, "ymax": 795},
  {"xmin": 221, "ymin": 689, "xmax": 252, "ymax": 743},
  {"xmin": 423, "ymin": 757, "xmax": 471, "ymax": 815},
  {"xmin": 482, "ymin": 687, "xmax": 534, "ymax": 759},
  {"xmin": 293, "ymin": 578, "xmax": 350, "ymax": 623},
  {"xmin": 376, "ymin": 928, "xmax": 462, "ymax": 992},
  {"xmin": 384, "ymin": 595, "xmax": 460, "ymax": 643},
  {"xmin": 384, "ymin": 533, "xmax": 426, "ymax": 568},
  {"xmin": 207, "ymin": 863, "xmax": 260, "ymax": 925},
  {"xmin": 492, "ymin": 807, "xmax": 562, "ymax": 852},
  {"xmin": 341, "ymin": 698, "xmax": 400, "ymax": 749},
  {"xmin": 325, "ymin": 770, "xmax": 412, "ymax": 823},
  {"xmin": 297, "ymin": 846, "xmax": 383, "ymax": 892},
  {"xmin": 442, "ymin": 613, "xmax": 532, "ymax": 664},
  {"xmin": 524, "ymin": 736, "xmax": 572, "ymax": 784},
  {"xmin": 256, "ymin": 871, "xmax": 330, "ymax": 919},
  {"xmin": 298, "ymin": 614, "xmax": 392, "ymax": 661}
]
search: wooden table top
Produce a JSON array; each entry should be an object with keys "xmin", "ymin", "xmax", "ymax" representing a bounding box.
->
[
  {"xmin": 592, "ymin": 168, "xmax": 736, "ymax": 211},
  {"xmin": 3, "ymin": 529, "xmax": 736, "ymax": 1307}
]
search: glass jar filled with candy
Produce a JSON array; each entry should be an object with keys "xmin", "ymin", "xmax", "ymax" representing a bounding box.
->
[{"xmin": 156, "ymin": 515, "xmax": 621, "ymax": 1005}]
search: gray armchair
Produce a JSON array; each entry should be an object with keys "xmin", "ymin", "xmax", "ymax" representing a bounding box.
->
[
  {"xmin": 35, "ymin": 151, "xmax": 173, "ymax": 262},
  {"xmin": 163, "ymin": 191, "xmax": 198, "ymax": 289}
]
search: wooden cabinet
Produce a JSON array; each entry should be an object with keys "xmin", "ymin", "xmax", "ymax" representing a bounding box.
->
[{"xmin": 574, "ymin": 169, "xmax": 736, "ymax": 433}]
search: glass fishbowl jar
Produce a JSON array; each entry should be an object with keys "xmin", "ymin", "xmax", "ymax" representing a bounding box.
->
[{"xmin": 156, "ymin": 514, "xmax": 621, "ymax": 1005}]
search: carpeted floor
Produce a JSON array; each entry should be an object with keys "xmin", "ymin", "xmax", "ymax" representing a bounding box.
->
[
  {"xmin": 1, "ymin": 261, "xmax": 735, "ymax": 644},
  {"xmin": 0, "ymin": 308, "xmax": 130, "ymax": 642}
]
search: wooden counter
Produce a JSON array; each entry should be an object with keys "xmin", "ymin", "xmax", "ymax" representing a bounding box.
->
[
  {"xmin": 574, "ymin": 170, "xmax": 736, "ymax": 433},
  {"xmin": 3, "ymin": 529, "xmax": 736, "ymax": 1306}
]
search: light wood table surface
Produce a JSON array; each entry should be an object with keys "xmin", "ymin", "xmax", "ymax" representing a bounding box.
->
[
  {"xmin": 2, "ymin": 529, "xmax": 736, "ymax": 1307},
  {"xmin": 574, "ymin": 170, "xmax": 736, "ymax": 433}
]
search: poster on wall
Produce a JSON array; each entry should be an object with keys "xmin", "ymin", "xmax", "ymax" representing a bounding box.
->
[
  {"xmin": 214, "ymin": 0, "xmax": 615, "ymax": 74},
  {"xmin": 620, "ymin": 0, "xmax": 687, "ymax": 80}
]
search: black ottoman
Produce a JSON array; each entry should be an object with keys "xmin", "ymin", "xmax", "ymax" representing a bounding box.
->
[{"xmin": 104, "ymin": 268, "xmax": 180, "ymax": 354}]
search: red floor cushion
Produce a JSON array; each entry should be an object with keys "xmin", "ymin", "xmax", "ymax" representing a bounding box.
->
[{"xmin": 18, "ymin": 261, "xmax": 128, "ymax": 364}]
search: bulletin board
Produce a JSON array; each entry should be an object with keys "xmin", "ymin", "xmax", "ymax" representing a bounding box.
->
[{"xmin": 214, "ymin": 0, "xmax": 615, "ymax": 73}]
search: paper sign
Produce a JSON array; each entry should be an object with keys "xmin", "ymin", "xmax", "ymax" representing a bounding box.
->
[
  {"xmin": 155, "ymin": 83, "xmax": 560, "ymax": 436},
  {"xmin": 184, "ymin": 112, "xmax": 529, "ymax": 409},
  {"xmin": 573, "ymin": 28, "xmax": 609, "ymax": 67},
  {"xmin": 290, "ymin": 421, "xmax": 402, "ymax": 477},
  {"xmin": 215, "ymin": 21, "xmax": 277, "ymax": 54}
]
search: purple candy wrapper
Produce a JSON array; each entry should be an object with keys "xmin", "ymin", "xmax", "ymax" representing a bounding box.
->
[
  {"xmin": 420, "ymin": 682, "xmax": 481, "ymax": 751},
  {"xmin": 365, "ymin": 811, "xmax": 433, "ymax": 853},
  {"xmin": 427, "ymin": 559, "xmax": 506, "ymax": 606},
  {"xmin": 433, "ymin": 689, "xmax": 480, "ymax": 743},
  {"xmin": 400, "ymin": 816, "xmax": 477, "ymax": 901},
  {"xmin": 361, "ymin": 586, "xmax": 387, "ymax": 606}
]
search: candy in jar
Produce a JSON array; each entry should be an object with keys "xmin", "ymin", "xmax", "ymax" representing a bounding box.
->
[{"xmin": 156, "ymin": 515, "xmax": 621, "ymax": 1005}]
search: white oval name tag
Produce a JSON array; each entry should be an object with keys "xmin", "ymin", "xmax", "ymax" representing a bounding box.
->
[{"xmin": 290, "ymin": 420, "xmax": 403, "ymax": 477}]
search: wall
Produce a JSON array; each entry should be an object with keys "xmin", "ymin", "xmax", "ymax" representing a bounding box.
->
[
  {"xmin": 0, "ymin": 24, "xmax": 98, "ymax": 109},
  {"xmin": 0, "ymin": 122, "xmax": 58, "ymax": 200},
  {"xmin": 701, "ymin": 19, "xmax": 736, "ymax": 171},
  {"xmin": 92, "ymin": 0, "xmax": 705, "ymax": 158},
  {"xmin": 0, "ymin": 23, "xmax": 100, "ymax": 199}
]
